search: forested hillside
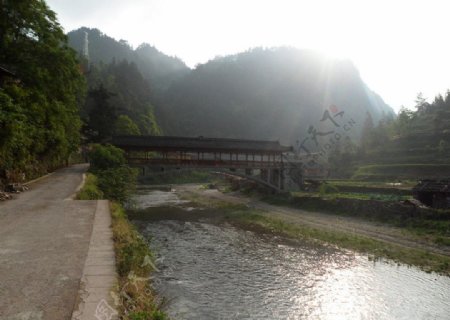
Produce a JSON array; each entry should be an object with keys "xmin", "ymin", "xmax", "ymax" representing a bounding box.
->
[
  {"xmin": 159, "ymin": 48, "xmax": 394, "ymax": 144},
  {"xmin": 67, "ymin": 28, "xmax": 166, "ymax": 142},
  {"xmin": 2, "ymin": 2, "xmax": 448, "ymax": 184},
  {"xmin": 81, "ymin": 60, "xmax": 161, "ymax": 142},
  {"xmin": 68, "ymin": 28, "xmax": 189, "ymax": 96},
  {"xmin": 68, "ymin": 30, "xmax": 394, "ymax": 145},
  {"xmin": 0, "ymin": 1, "xmax": 85, "ymax": 181},
  {"xmin": 329, "ymin": 92, "xmax": 450, "ymax": 178}
]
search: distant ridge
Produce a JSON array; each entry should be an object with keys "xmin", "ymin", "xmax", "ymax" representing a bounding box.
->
[
  {"xmin": 68, "ymin": 27, "xmax": 189, "ymax": 95},
  {"xmin": 68, "ymin": 28, "xmax": 394, "ymax": 146},
  {"xmin": 160, "ymin": 47, "xmax": 395, "ymax": 144}
]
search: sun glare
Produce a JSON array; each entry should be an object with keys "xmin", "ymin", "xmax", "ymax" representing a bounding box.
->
[{"xmin": 47, "ymin": 0, "xmax": 450, "ymax": 109}]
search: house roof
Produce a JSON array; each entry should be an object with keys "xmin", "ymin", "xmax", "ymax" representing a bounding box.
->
[
  {"xmin": 111, "ymin": 135, "xmax": 293, "ymax": 154},
  {"xmin": 413, "ymin": 180, "xmax": 450, "ymax": 193}
]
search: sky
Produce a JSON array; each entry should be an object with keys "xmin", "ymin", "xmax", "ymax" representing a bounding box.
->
[{"xmin": 46, "ymin": 0, "xmax": 450, "ymax": 112}]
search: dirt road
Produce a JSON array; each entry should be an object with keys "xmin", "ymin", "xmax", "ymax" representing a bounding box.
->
[
  {"xmin": 179, "ymin": 185, "xmax": 450, "ymax": 257},
  {"xmin": 0, "ymin": 164, "xmax": 97, "ymax": 320}
]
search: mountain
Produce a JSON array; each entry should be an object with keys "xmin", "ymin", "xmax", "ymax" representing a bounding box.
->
[
  {"xmin": 68, "ymin": 28, "xmax": 394, "ymax": 147},
  {"xmin": 67, "ymin": 27, "xmax": 189, "ymax": 96},
  {"xmin": 160, "ymin": 47, "xmax": 394, "ymax": 145}
]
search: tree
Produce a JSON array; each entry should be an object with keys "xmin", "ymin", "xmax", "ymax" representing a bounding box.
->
[
  {"xmin": 395, "ymin": 107, "xmax": 414, "ymax": 136},
  {"xmin": 0, "ymin": 0, "xmax": 85, "ymax": 179},
  {"xmin": 115, "ymin": 115, "xmax": 141, "ymax": 135},
  {"xmin": 80, "ymin": 60, "xmax": 162, "ymax": 140},
  {"xmin": 88, "ymin": 144, "xmax": 137, "ymax": 203},
  {"xmin": 415, "ymin": 92, "xmax": 430, "ymax": 114},
  {"xmin": 360, "ymin": 111, "xmax": 374, "ymax": 150},
  {"xmin": 89, "ymin": 144, "xmax": 126, "ymax": 171},
  {"xmin": 86, "ymin": 85, "xmax": 117, "ymax": 142}
]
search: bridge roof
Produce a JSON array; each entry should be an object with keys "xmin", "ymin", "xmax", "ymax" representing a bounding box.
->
[{"xmin": 112, "ymin": 135, "xmax": 293, "ymax": 154}]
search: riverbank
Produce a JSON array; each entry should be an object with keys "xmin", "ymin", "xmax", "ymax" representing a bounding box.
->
[
  {"xmin": 177, "ymin": 184, "xmax": 450, "ymax": 275},
  {"xmin": 76, "ymin": 173, "xmax": 168, "ymax": 320},
  {"xmin": 129, "ymin": 185, "xmax": 450, "ymax": 319},
  {"xmin": 258, "ymin": 192, "xmax": 450, "ymax": 249}
]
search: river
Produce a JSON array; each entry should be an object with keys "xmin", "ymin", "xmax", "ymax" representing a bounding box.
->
[{"xmin": 130, "ymin": 186, "xmax": 450, "ymax": 320}]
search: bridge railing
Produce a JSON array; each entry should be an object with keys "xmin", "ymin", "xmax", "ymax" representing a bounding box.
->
[{"xmin": 127, "ymin": 157, "xmax": 283, "ymax": 169}]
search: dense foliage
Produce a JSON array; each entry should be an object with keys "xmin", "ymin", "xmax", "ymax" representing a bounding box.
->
[
  {"xmin": 0, "ymin": 0, "xmax": 85, "ymax": 181},
  {"xmin": 88, "ymin": 144, "xmax": 137, "ymax": 203},
  {"xmin": 159, "ymin": 48, "xmax": 394, "ymax": 144},
  {"xmin": 328, "ymin": 92, "xmax": 450, "ymax": 178},
  {"xmin": 89, "ymin": 144, "xmax": 126, "ymax": 171},
  {"xmin": 82, "ymin": 60, "xmax": 161, "ymax": 142},
  {"xmin": 67, "ymin": 29, "xmax": 393, "ymax": 145},
  {"xmin": 68, "ymin": 27, "xmax": 189, "ymax": 97}
]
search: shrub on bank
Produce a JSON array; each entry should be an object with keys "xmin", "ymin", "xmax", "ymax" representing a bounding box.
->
[
  {"xmin": 89, "ymin": 144, "xmax": 127, "ymax": 171},
  {"xmin": 96, "ymin": 166, "xmax": 138, "ymax": 203},
  {"xmin": 88, "ymin": 144, "xmax": 137, "ymax": 204},
  {"xmin": 318, "ymin": 183, "xmax": 339, "ymax": 196},
  {"xmin": 110, "ymin": 203, "xmax": 167, "ymax": 319},
  {"xmin": 76, "ymin": 144, "xmax": 168, "ymax": 319}
]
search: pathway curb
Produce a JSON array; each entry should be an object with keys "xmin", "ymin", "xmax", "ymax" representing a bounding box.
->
[{"xmin": 71, "ymin": 200, "xmax": 119, "ymax": 320}]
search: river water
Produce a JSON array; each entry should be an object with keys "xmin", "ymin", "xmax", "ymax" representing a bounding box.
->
[{"xmin": 130, "ymin": 186, "xmax": 450, "ymax": 320}]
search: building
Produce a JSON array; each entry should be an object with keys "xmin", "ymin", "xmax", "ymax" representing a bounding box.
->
[{"xmin": 0, "ymin": 66, "xmax": 19, "ymax": 86}]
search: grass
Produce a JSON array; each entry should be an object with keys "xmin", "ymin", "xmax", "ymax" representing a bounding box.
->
[
  {"xmin": 75, "ymin": 173, "xmax": 103, "ymax": 200},
  {"xmin": 353, "ymin": 163, "xmax": 450, "ymax": 180},
  {"xmin": 263, "ymin": 192, "xmax": 450, "ymax": 242},
  {"xmin": 182, "ymin": 191, "xmax": 450, "ymax": 275},
  {"xmin": 225, "ymin": 210, "xmax": 450, "ymax": 276},
  {"xmin": 110, "ymin": 202, "xmax": 169, "ymax": 320},
  {"xmin": 327, "ymin": 179, "xmax": 417, "ymax": 189},
  {"xmin": 318, "ymin": 192, "xmax": 410, "ymax": 201},
  {"xmin": 291, "ymin": 190, "xmax": 410, "ymax": 201},
  {"xmin": 76, "ymin": 174, "xmax": 168, "ymax": 319}
]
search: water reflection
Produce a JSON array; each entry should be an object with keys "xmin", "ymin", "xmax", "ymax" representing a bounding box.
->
[
  {"xmin": 133, "ymin": 189, "xmax": 450, "ymax": 320},
  {"xmin": 131, "ymin": 186, "xmax": 189, "ymax": 208}
]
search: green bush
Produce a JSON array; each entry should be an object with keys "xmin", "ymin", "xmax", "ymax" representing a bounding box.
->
[
  {"xmin": 129, "ymin": 312, "xmax": 151, "ymax": 320},
  {"xmin": 318, "ymin": 183, "xmax": 339, "ymax": 196},
  {"xmin": 89, "ymin": 144, "xmax": 126, "ymax": 172},
  {"xmin": 88, "ymin": 144, "xmax": 137, "ymax": 203},
  {"xmin": 129, "ymin": 311, "xmax": 168, "ymax": 320},
  {"xmin": 151, "ymin": 311, "xmax": 169, "ymax": 320},
  {"xmin": 96, "ymin": 166, "xmax": 138, "ymax": 203}
]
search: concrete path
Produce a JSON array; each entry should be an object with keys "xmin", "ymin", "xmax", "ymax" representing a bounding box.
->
[{"xmin": 0, "ymin": 164, "xmax": 117, "ymax": 320}]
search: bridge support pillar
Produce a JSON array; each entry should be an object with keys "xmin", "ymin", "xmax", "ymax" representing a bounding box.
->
[
  {"xmin": 282, "ymin": 165, "xmax": 303, "ymax": 191},
  {"xmin": 269, "ymin": 169, "xmax": 282, "ymax": 190},
  {"xmin": 260, "ymin": 169, "xmax": 268, "ymax": 182}
]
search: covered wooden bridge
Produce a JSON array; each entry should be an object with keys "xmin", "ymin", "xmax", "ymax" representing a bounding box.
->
[{"xmin": 111, "ymin": 135, "xmax": 301, "ymax": 191}]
